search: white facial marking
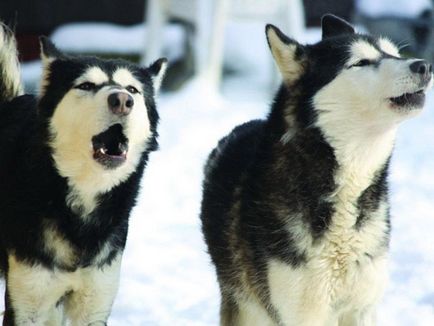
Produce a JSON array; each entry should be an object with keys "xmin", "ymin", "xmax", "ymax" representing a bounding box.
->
[
  {"xmin": 348, "ymin": 40, "xmax": 381, "ymax": 66},
  {"xmin": 112, "ymin": 68, "xmax": 143, "ymax": 92},
  {"xmin": 378, "ymin": 38, "xmax": 400, "ymax": 57},
  {"xmin": 75, "ymin": 67, "xmax": 109, "ymax": 85}
]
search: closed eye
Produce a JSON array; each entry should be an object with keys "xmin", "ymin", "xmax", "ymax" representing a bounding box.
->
[
  {"xmin": 350, "ymin": 59, "xmax": 373, "ymax": 68},
  {"xmin": 75, "ymin": 82, "xmax": 96, "ymax": 91},
  {"xmin": 126, "ymin": 85, "xmax": 140, "ymax": 94}
]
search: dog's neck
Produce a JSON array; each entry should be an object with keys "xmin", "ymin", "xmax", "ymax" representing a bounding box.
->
[
  {"xmin": 317, "ymin": 117, "xmax": 396, "ymax": 191},
  {"xmin": 279, "ymin": 117, "xmax": 395, "ymax": 201},
  {"xmin": 271, "ymin": 88, "xmax": 397, "ymax": 201},
  {"xmin": 332, "ymin": 131, "xmax": 394, "ymax": 215}
]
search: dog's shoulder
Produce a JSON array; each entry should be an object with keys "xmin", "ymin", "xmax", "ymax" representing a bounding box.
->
[
  {"xmin": 0, "ymin": 94, "xmax": 38, "ymax": 168},
  {"xmin": 0, "ymin": 94, "xmax": 37, "ymax": 128},
  {"xmin": 205, "ymin": 119, "xmax": 265, "ymax": 180}
]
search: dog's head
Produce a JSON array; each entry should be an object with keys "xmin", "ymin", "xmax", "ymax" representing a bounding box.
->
[
  {"xmin": 266, "ymin": 14, "xmax": 433, "ymax": 137},
  {"xmin": 38, "ymin": 37, "xmax": 166, "ymax": 212}
]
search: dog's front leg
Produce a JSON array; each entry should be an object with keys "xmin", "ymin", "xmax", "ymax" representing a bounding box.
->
[
  {"xmin": 4, "ymin": 255, "xmax": 67, "ymax": 325},
  {"xmin": 64, "ymin": 255, "xmax": 122, "ymax": 326},
  {"xmin": 267, "ymin": 260, "xmax": 333, "ymax": 326},
  {"xmin": 339, "ymin": 308, "xmax": 376, "ymax": 326}
]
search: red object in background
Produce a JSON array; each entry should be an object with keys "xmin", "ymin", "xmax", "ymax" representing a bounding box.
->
[{"xmin": 16, "ymin": 34, "xmax": 41, "ymax": 62}]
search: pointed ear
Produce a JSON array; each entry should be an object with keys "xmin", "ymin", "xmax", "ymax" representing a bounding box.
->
[
  {"xmin": 266, "ymin": 24, "xmax": 306, "ymax": 85},
  {"xmin": 39, "ymin": 36, "xmax": 64, "ymax": 63},
  {"xmin": 321, "ymin": 14, "xmax": 355, "ymax": 39},
  {"xmin": 39, "ymin": 36, "xmax": 65, "ymax": 97},
  {"xmin": 148, "ymin": 58, "xmax": 168, "ymax": 92}
]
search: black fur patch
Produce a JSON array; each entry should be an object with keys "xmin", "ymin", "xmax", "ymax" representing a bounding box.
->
[{"xmin": 356, "ymin": 160, "xmax": 391, "ymax": 230}]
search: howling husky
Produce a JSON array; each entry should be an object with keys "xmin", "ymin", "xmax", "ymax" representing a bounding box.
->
[
  {"xmin": 200, "ymin": 14, "xmax": 432, "ymax": 326},
  {"xmin": 0, "ymin": 23, "xmax": 166, "ymax": 325}
]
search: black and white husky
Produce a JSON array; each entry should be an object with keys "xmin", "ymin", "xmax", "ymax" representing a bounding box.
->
[
  {"xmin": 200, "ymin": 14, "xmax": 432, "ymax": 326},
  {"xmin": 0, "ymin": 23, "xmax": 166, "ymax": 325}
]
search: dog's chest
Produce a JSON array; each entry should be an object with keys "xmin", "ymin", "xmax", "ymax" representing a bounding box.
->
[
  {"xmin": 304, "ymin": 173, "xmax": 390, "ymax": 305},
  {"xmin": 43, "ymin": 222, "xmax": 113, "ymax": 269},
  {"xmin": 268, "ymin": 172, "xmax": 390, "ymax": 315},
  {"xmin": 310, "ymin": 201, "xmax": 389, "ymax": 304}
]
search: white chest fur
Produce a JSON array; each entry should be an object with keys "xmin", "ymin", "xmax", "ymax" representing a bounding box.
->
[{"xmin": 267, "ymin": 166, "xmax": 391, "ymax": 325}]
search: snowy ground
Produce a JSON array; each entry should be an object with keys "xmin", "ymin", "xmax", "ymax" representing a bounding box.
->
[{"xmin": 10, "ymin": 18, "xmax": 434, "ymax": 325}]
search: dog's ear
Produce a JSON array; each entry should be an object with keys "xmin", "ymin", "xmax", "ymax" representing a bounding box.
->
[
  {"xmin": 39, "ymin": 36, "xmax": 64, "ymax": 63},
  {"xmin": 39, "ymin": 37, "xmax": 67, "ymax": 97},
  {"xmin": 321, "ymin": 14, "xmax": 355, "ymax": 39},
  {"xmin": 147, "ymin": 58, "xmax": 168, "ymax": 92},
  {"xmin": 266, "ymin": 24, "xmax": 306, "ymax": 85}
]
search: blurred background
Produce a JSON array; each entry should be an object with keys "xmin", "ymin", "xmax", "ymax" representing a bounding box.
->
[
  {"xmin": 1, "ymin": 0, "xmax": 434, "ymax": 325},
  {"xmin": 2, "ymin": 0, "xmax": 434, "ymax": 93}
]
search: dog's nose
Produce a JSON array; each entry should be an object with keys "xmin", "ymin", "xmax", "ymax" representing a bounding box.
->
[
  {"xmin": 108, "ymin": 92, "xmax": 134, "ymax": 116},
  {"xmin": 410, "ymin": 60, "xmax": 433, "ymax": 75}
]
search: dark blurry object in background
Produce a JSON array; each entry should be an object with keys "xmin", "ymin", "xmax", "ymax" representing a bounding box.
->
[
  {"xmin": 0, "ymin": 0, "xmax": 146, "ymax": 60},
  {"xmin": 303, "ymin": 0, "xmax": 355, "ymax": 26},
  {"xmin": 4, "ymin": 0, "xmax": 434, "ymax": 92},
  {"xmin": 354, "ymin": 0, "xmax": 434, "ymax": 61},
  {"xmin": 0, "ymin": 0, "xmax": 145, "ymax": 33}
]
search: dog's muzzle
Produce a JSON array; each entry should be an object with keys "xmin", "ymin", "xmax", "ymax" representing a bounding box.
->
[{"xmin": 389, "ymin": 60, "xmax": 432, "ymax": 109}]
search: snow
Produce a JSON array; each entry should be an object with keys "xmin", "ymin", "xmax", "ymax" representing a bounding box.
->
[
  {"xmin": 51, "ymin": 23, "xmax": 186, "ymax": 61},
  {"xmin": 15, "ymin": 20, "xmax": 434, "ymax": 325}
]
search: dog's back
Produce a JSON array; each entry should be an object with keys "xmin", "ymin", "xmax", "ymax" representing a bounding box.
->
[
  {"xmin": 0, "ymin": 23, "xmax": 31, "ymax": 275},
  {"xmin": 201, "ymin": 120, "xmax": 264, "ymax": 267},
  {"xmin": 0, "ymin": 23, "xmax": 36, "ymax": 167}
]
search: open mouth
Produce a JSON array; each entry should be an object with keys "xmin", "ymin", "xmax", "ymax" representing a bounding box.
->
[
  {"xmin": 91, "ymin": 124, "xmax": 128, "ymax": 169},
  {"xmin": 389, "ymin": 89, "xmax": 425, "ymax": 109}
]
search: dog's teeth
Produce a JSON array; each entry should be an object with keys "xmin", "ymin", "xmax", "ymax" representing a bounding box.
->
[
  {"xmin": 99, "ymin": 148, "xmax": 106, "ymax": 154},
  {"xmin": 122, "ymin": 150, "xmax": 127, "ymax": 156}
]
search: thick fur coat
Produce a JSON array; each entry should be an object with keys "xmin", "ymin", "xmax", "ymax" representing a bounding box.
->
[
  {"xmin": 0, "ymin": 23, "xmax": 166, "ymax": 325},
  {"xmin": 200, "ymin": 15, "xmax": 432, "ymax": 326}
]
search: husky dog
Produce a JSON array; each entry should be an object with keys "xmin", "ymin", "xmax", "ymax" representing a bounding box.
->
[
  {"xmin": 200, "ymin": 14, "xmax": 432, "ymax": 326},
  {"xmin": 0, "ymin": 23, "xmax": 166, "ymax": 325}
]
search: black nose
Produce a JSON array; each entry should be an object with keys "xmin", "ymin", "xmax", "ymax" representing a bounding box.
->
[
  {"xmin": 107, "ymin": 92, "xmax": 134, "ymax": 116},
  {"xmin": 410, "ymin": 60, "xmax": 433, "ymax": 75}
]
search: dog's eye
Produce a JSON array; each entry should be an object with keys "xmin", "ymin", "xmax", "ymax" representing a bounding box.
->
[
  {"xmin": 75, "ymin": 82, "xmax": 96, "ymax": 91},
  {"xmin": 351, "ymin": 59, "xmax": 372, "ymax": 68},
  {"xmin": 126, "ymin": 85, "xmax": 140, "ymax": 94}
]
